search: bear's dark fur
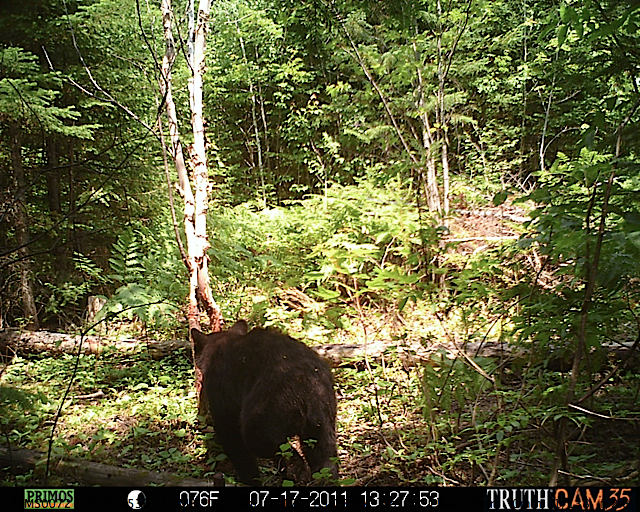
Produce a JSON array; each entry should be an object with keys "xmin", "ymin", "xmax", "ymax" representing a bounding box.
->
[{"xmin": 191, "ymin": 320, "xmax": 338, "ymax": 485}]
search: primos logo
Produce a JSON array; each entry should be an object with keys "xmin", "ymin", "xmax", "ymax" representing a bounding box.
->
[{"xmin": 24, "ymin": 489, "xmax": 74, "ymax": 509}]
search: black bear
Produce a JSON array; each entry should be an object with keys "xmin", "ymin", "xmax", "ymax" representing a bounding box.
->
[{"xmin": 191, "ymin": 320, "xmax": 338, "ymax": 485}]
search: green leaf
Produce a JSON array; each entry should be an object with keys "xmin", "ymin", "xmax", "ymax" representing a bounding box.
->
[
  {"xmin": 624, "ymin": 212, "xmax": 640, "ymax": 227},
  {"xmin": 593, "ymin": 110, "xmax": 605, "ymax": 129},
  {"xmin": 493, "ymin": 191, "xmax": 508, "ymax": 206},
  {"xmin": 557, "ymin": 24, "xmax": 568, "ymax": 48},
  {"xmin": 313, "ymin": 287, "xmax": 341, "ymax": 300},
  {"xmin": 628, "ymin": 231, "xmax": 640, "ymax": 250}
]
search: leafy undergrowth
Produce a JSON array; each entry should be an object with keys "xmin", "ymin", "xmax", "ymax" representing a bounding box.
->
[
  {"xmin": 2, "ymin": 197, "xmax": 639, "ymax": 487},
  {"xmin": 2, "ymin": 328, "xmax": 639, "ymax": 487},
  {"xmin": 0, "ymin": 340, "xmax": 433, "ymax": 487},
  {"xmin": 1, "ymin": 349, "xmax": 207, "ymax": 484}
]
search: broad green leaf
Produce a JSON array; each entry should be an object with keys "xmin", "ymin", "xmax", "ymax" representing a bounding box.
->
[
  {"xmin": 493, "ymin": 191, "xmax": 508, "ymax": 206},
  {"xmin": 628, "ymin": 231, "xmax": 640, "ymax": 250},
  {"xmin": 313, "ymin": 287, "xmax": 341, "ymax": 300},
  {"xmin": 557, "ymin": 24, "xmax": 568, "ymax": 48}
]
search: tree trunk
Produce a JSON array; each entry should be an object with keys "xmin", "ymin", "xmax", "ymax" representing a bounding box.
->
[
  {"xmin": 258, "ymin": 78, "xmax": 272, "ymax": 185},
  {"xmin": 188, "ymin": 0, "xmax": 222, "ymax": 334},
  {"xmin": 436, "ymin": 0, "xmax": 448, "ymax": 215},
  {"xmin": 0, "ymin": 328, "xmax": 190, "ymax": 359},
  {"xmin": 236, "ymin": 21, "xmax": 266, "ymax": 207},
  {"xmin": 159, "ymin": 0, "xmax": 222, "ymax": 416},
  {"xmin": 159, "ymin": 0, "xmax": 197, "ymax": 324},
  {"xmin": 12, "ymin": 322, "xmax": 620, "ymax": 369},
  {"xmin": 9, "ymin": 121, "xmax": 39, "ymax": 330},
  {"xmin": 45, "ymin": 134, "xmax": 69, "ymax": 278},
  {"xmin": 441, "ymin": 130, "xmax": 451, "ymax": 216},
  {"xmin": 67, "ymin": 142, "xmax": 79, "ymax": 254},
  {"xmin": 413, "ymin": 39, "xmax": 442, "ymax": 214},
  {"xmin": 159, "ymin": 0, "xmax": 221, "ymax": 334},
  {"xmin": 45, "ymin": 135, "xmax": 62, "ymax": 213}
]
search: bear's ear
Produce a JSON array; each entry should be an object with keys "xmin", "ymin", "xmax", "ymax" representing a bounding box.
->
[
  {"xmin": 191, "ymin": 328, "xmax": 208, "ymax": 355},
  {"xmin": 229, "ymin": 320, "xmax": 248, "ymax": 336}
]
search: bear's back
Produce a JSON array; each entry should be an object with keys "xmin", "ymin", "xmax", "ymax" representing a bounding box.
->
[{"xmin": 224, "ymin": 328, "xmax": 331, "ymax": 385}]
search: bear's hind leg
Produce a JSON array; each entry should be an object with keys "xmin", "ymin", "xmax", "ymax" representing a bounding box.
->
[
  {"xmin": 217, "ymin": 424, "xmax": 261, "ymax": 485},
  {"xmin": 302, "ymin": 428, "xmax": 338, "ymax": 481}
]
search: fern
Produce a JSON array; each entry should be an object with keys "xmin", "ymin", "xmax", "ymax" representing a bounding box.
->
[
  {"xmin": 74, "ymin": 252, "xmax": 107, "ymax": 284},
  {"xmin": 102, "ymin": 221, "xmax": 185, "ymax": 329},
  {"xmin": 108, "ymin": 230, "xmax": 146, "ymax": 284},
  {"xmin": 101, "ymin": 283, "xmax": 177, "ymax": 328}
]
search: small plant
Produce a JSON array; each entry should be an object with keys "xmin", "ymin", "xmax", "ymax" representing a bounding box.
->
[{"xmin": 101, "ymin": 223, "xmax": 185, "ymax": 331}]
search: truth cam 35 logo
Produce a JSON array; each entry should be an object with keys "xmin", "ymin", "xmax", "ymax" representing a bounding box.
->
[{"xmin": 486, "ymin": 488, "xmax": 634, "ymax": 511}]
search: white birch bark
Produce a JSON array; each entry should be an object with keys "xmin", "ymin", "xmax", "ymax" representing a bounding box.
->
[
  {"xmin": 189, "ymin": 0, "xmax": 222, "ymax": 333},
  {"xmin": 159, "ymin": 0, "xmax": 221, "ymax": 333}
]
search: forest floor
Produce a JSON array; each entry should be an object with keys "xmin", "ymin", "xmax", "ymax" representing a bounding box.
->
[{"xmin": 3, "ymin": 203, "xmax": 639, "ymax": 488}]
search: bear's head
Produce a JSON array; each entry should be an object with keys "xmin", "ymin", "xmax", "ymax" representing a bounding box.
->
[{"xmin": 191, "ymin": 320, "xmax": 249, "ymax": 373}]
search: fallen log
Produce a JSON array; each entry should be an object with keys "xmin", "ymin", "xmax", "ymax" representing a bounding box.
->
[
  {"xmin": 2, "ymin": 329, "xmax": 637, "ymax": 372},
  {"xmin": 0, "ymin": 328, "xmax": 519, "ymax": 366},
  {"xmin": 454, "ymin": 208, "xmax": 529, "ymax": 224},
  {"xmin": 0, "ymin": 329, "xmax": 189, "ymax": 360},
  {"xmin": 0, "ymin": 446, "xmax": 218, "ymax": 486}
]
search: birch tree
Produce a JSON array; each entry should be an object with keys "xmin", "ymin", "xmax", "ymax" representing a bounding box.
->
[
  {"xmin": 188, "ymin": 0, "xmax": 222, "ymax": 333},
  {"xmin": 159, "ymin": 0, "xmax": 221, "ymax": 333},
  {"xmin": 158, "ymin": 0, "xmax": 222, "ymax": 408}
]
